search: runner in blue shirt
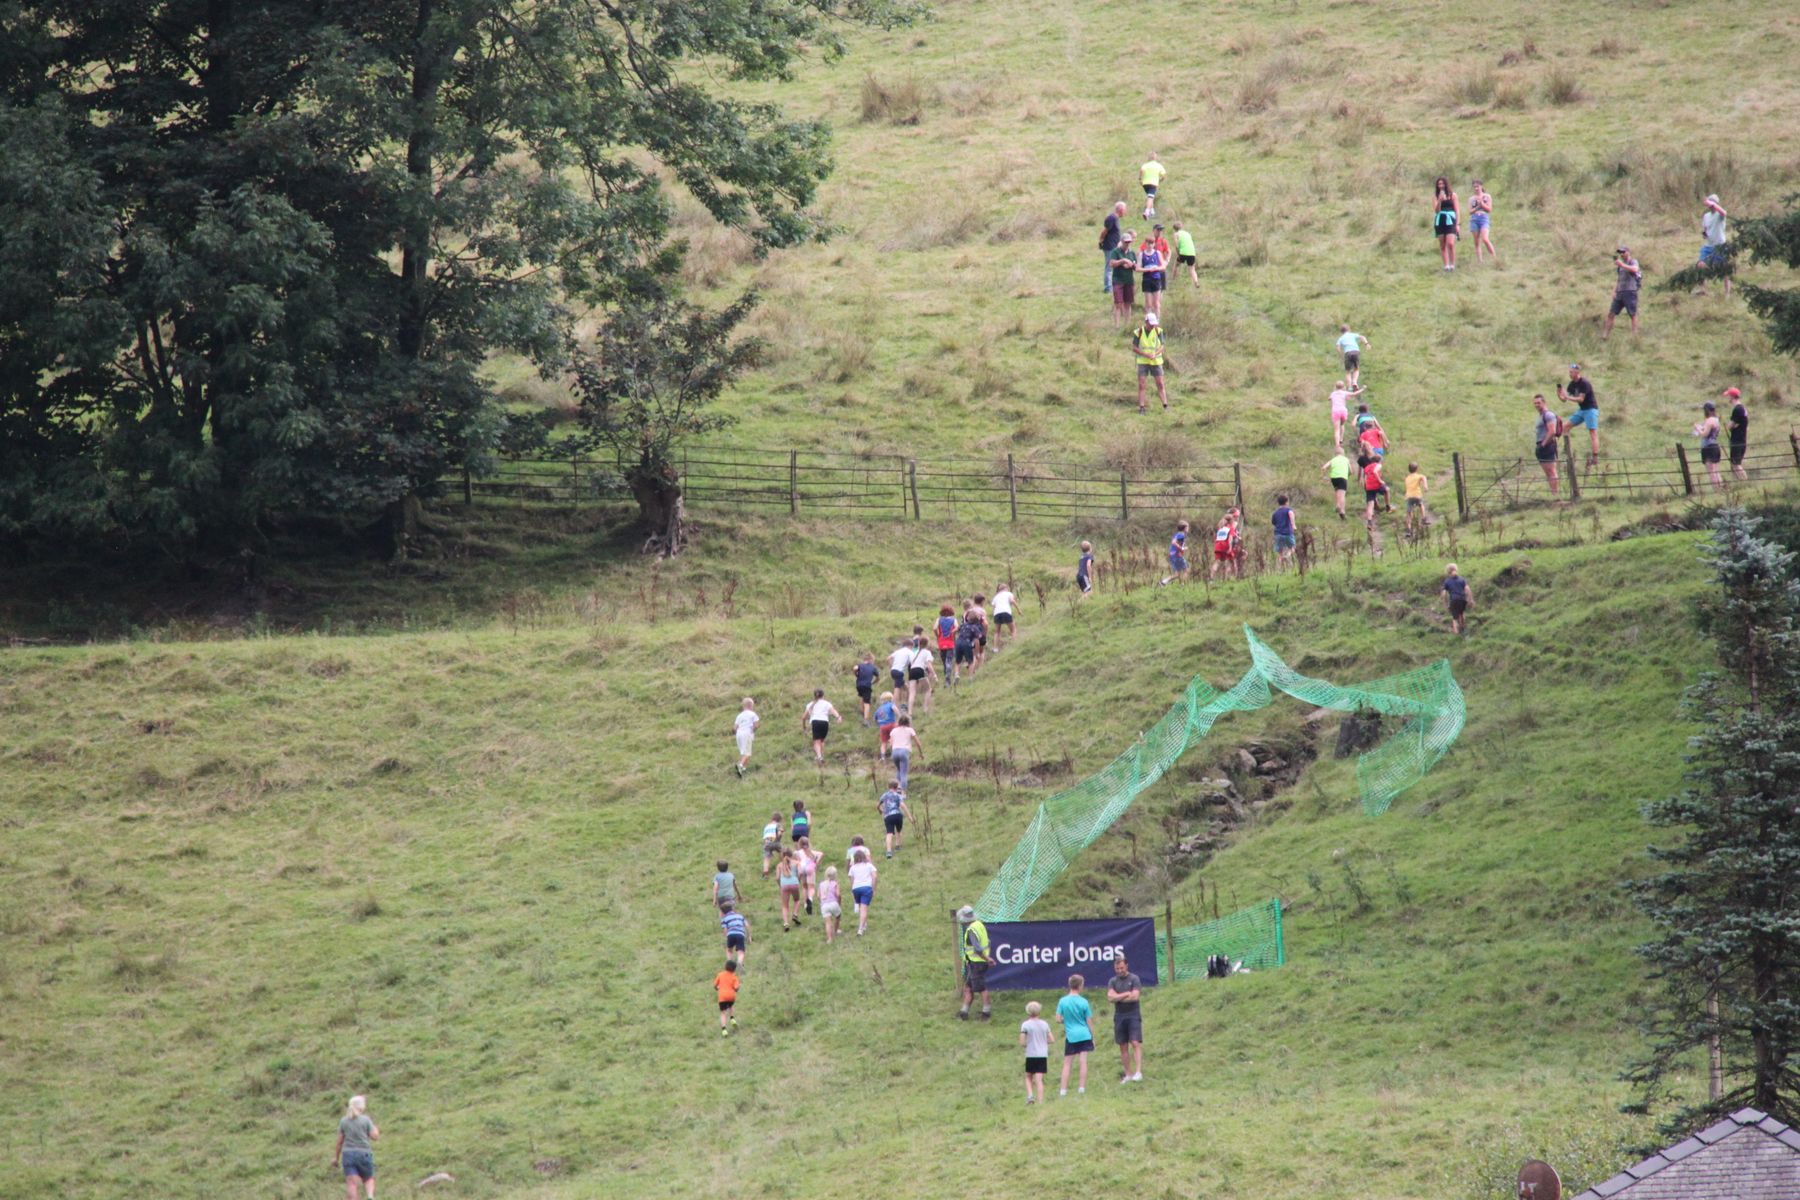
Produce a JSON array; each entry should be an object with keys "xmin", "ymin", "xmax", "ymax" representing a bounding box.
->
[{"xmin": 1159, "ymin": 520, "xmax": 1189, "ymax": 586}]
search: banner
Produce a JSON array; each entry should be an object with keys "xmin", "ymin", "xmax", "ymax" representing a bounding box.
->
[{"xmin": 973, "ymin": 917, "xmax": 1159, "ymax": 991}]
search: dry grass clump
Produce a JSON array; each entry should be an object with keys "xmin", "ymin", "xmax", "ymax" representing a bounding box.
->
[
  {"xmin": 1542, "ymin": 66, "xmax": 1585, "ymax": 106},
  {"xmin": 859, "ymin": 73, "xmax": 925, "ymax": 125},
  {"xmin": 1100, "ymin": 430, "xmax": 1199, "ymax": 475},
  {"xmin": 1497, "ymin": 40, "xmax": 1540, "ymax": 67},
  {"xmin": 880, "ymin": 200, "xmax": 989, "ymax": 251},
  {"xmin": 1446, "ymin": 68, "xmax": 1498, "ymax": 107}
]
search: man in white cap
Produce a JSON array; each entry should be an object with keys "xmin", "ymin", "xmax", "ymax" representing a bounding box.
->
[
  {"xmin": 1698, "ymin": 194, "xmax": 1730, "ymax": 297},
  {"xmin": 1130, "ymin": 311, "xmax": 1167, "ymax": 414},
  {"xmin": 956, "ymin": 905, "xmax": 993, "ymax": 1020}
]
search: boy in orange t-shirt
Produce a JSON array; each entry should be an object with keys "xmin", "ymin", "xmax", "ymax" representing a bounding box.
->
[{"xmin": 714, "ymin": 961, "xmax": 741, "ymax": 1035}]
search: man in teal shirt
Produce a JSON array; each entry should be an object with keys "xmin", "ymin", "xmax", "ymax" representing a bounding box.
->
[{"xmin": 1055, "ymin": 974, "xmax": 1094, "ymax": 1096}]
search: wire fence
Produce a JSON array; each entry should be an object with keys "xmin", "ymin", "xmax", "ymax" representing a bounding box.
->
[{"xmin": 452, "ymin": 432, "xmax": 1800, "ymax": 522}]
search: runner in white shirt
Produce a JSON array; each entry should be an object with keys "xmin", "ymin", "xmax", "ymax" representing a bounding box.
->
[
  {"xmin": 802, "ymin": 689, "xmax": 842, "ymax": 764},
  {"xmin": 905, "ymin": 637, "xmax": 937, "ymax": 715},
  {"xmin": 888, "ymin": 643, "xmax": 911, "ymax": 693},
  {"xmin": 847, "ymin": 849, "xmax": 879, "ymax": 936},
  {"xmin": 990, "ymin": 586, "xmax": 1017, "ymax": 651},
  {"xmin": 732, "ymin": 697, "xmax": 759, "ymax": 777}
]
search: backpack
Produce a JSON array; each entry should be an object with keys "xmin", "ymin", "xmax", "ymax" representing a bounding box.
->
[
  {"xmin": 1551, "ymin": 415, "xmax": 1570, "ymax": 438},
  {"xmin": 1206, "ymin": 955, "xmax": 1232, "ymax": 979}
]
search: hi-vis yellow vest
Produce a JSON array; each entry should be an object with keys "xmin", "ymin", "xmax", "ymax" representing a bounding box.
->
[
  {"xmin": 1133, "ymin": 327, "xmax": 1164, "ymax": 366},
  {"xmin": 963, "ymin": 919, "xmax": 990, "ymax": 962}
]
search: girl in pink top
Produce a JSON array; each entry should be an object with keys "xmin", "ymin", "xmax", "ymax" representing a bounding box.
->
[
  {"xmin": 1329, "ymin": 380, "xmax": 1363, "ymax": 451},
  {"xmin": 887, "ymin": 717, "xmax": 922, "ymax": 790}
]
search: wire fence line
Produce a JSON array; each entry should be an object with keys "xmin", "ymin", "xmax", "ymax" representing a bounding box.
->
[{"xmin": 451, "ymin": 431, "xmax": 1800, "ymax": 521}]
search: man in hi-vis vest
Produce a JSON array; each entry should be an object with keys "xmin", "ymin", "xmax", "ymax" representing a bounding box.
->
[
  {"xmin": 957, "ymin": 905, "xmax": 993, "ymax": 1020},
  {"xmin": 1131, "ymin": 311, "xmax": 1167, "ymax": 414}
]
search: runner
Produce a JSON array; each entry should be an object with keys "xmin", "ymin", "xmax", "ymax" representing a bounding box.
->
[
  {"xmin": 1055, "ymin": 975, "xmax": 1094, "ymax": 1097},
  {"xmin": 1336, "ymin": 325, "xmax": 1369, "ymax": 387},
  {"xmin": 1402, "ymin": 462, "xmax": 1430, "ymax": 537},
  {"xmin": 1140, "ymin": 152, "xmax": 1165, "ymax": 219},
  {"xmin": 1468, "ymin": 179, "xmax": 1495, "ymax": 262},
  {"xmin": 1602, "ymin": 247, "xmax": 1642, "ymax": 340},
  {"xmin": 969, "ymin": 594, "xmax": 990, "ymax": 671},
  {"xmin": 934, "ymin": 604, "xmax": 959, "ymax": 684},
  {"xmin": 1362, "ymin": 455, "xmax": 1388, "ymax": 522},
  {"xmin": 1171, "ymin": 221, "xmax": 1199, "ymax": 287},
  {"xmin": 1556, "ymin": 363, "xmax": 1599, "ymax": 467},
  {"xmin": 1725, "ymin": 387, "xmax": 1748, "ymax": 482},
  {"xmin": 887, "ymin": 716, "xmax": 921, "ymax": 790},
  {"xmin": 991, "ymin": 583, "xmax": 1017, "ymax": 650},
  {"xmin": 793, "ymin": 836, "xmax": 821, "ymax": 917},
  {"xmin": 906, "ymin": 634, "xmax": 936, "ymax": 714},
  {"xmin": 789, "ymin": 798, "xmax": 812, "ymax": 847},
  {"xmin": 1130, "ymin": 311, "xmax": 1167, "ymax": 413},
  {"xmin": 333, "ymin": 1096, "xmax": 380, "ymax": 1200},
  {"xmin": 1322, "ymin": 450, "xmax": 1351, "ymax": 520},
  {"xmin": 956, "ymin": 905, "xmax": 994, "ymax": 1021},
  {"xmin": 1106, "ymin": 956, "xmax": 1145, "ymax": 1084},
  {"xmin": 1356, "ymin": 415, "xmax": 1386, "ymax": 461},
  {"xmin": 732, "ymin": 697, "xmax": 759, "ymax": 777},
  {"xmin": 1532, "ymin": 394, "xmax": 1562, "ymax": 498},
  {"xmin": 847, "ymin": 848, "xmax": 878, "ymax": 936},
  {"xmin": 1109, "ymin": 230, "xmax": 1139, "ymax": 327},
  {"xmin": 1138, "ymin": 226, "xmax": 1167, "ymax": 320},
  {"xmin": 761, "ymin": 811, "xmax": 783, "ymax": 876},
  {"xmin": 711, "ymin": 859, "xmax": 738, "ymax": 912},
  {"xmin": 713, "ymin": 960, "xmax": 741, "ymax": 1035},
  {"xmin": 719, "ymin": 902, "xmax": 750, "ymax": 966},
  {"xmin": 819, "ymin": 866, "xmax": 843, "ymax": 944},
  {"xmin": 1329, "ymin": 378, "xmax": 1364, "ymax": 450},
  {"xmin": 888, "ymin": 640, "xmax": 910, "ymax": 694},
  {"xmin": 1209, "ymin": 508, "xmax": 1242, "ymax": 581},
  {"xmin": 775, "ymin": 848, "xmax": 802, "ymax": 930},
  {"xmin": 851, "ymin": 653, "xmax": 878, "ymax": 726},
  {"xmin": 803, "ymin": 688, "xmax": 841, "ymax": 763},
  {"xmin": 877, "ymin": 780, "xmax": 911, "ymax": 858},
  {"xmin": 1432, "ymin": 176, "xmax": 1459, "ymax": 270},
  {"xmin": 1271, "ymin": 495, "xmax": 1297, "ymax": 569},
  {"xmin": 874, "ymin": 691, "xmax": 898, "ymax": 760},
  {"xmin": 1159, "ymin": 519, "xmax": 1189, "ymax": 586},
  {"xmin": 1442, "ymin": 563, "xmax": 1473, "ymax": 636},
  {"xmin": 1693, "ymin": 401, "xmax": 1724, "ymax": 491},
  {"xmin": 1076, "ymin": 540, "xmax": 1097, "ymax": 595},
  {"xmin": 953, "ymin": 608, "xmax": 980, "ymax": 682}
]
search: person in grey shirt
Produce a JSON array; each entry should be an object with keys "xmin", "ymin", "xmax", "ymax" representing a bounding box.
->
[
  {"xmin": 1107, "ymin": 955, "xmax": 1145, "ymax": 1084},
  {"xmin": 1532, "ymin": 394, "xmax": 1561, "ymax": 498},
  {"xmin": 1603, "ymin": 246, "xmax": 1641, "ymax": 339},
  {"xmin": 333, "ymin": 1094, "xmax": 380, "ymax": 1199}
]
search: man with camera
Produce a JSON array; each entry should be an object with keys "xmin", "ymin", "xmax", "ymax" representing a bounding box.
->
[{"xmin": 1602, "ymin": 245, "xmax": 1642, "ymax": 340}]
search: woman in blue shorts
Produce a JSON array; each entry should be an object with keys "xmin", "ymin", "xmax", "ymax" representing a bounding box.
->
[{"xmin": 333, "ymin": 1095, "xmax": 380, "ymax": 1200}]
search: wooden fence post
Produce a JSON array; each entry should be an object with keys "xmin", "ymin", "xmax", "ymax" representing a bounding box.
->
[
  {"xmin": 899, "ymin": 456, "xmax": 908, "ymax": 517},
  {"xmin": 1119, "ymin": 469, "xmax": 1129, "ymax": 521},
  {"xmin": 789, "ymin": 449, "xmax": 799, "ymax": 514},
  {"xmin": 908, "ymin": 459, "xmax": 921, "ymax": 520},
  {"xmin": 1789, "ymin": 431, "xmax": 1800, "ymax": 472},
  {"xmin": 570, "ymin": 455, "xmax": 579, "ymax": 503},
  {"xmin": 1676, "ymin": 443, "xmax": 1694, "ymax": 495},
  {"xmin": 462, "ymin": 464, "xmax": 473, "ymax": 505},
  {"xmin": 1451, "ymin": 451, "xmax": 1466, "ymax": 518},
  {"xmin": 1563, "ymin": 436, "xmax": 1580, "ymax": 500},
  {"xmin": 1165, "ymin": 900, "xmax": 1177, "ymax": 985},
  {"xmin": 1006, "ymin": 453, "xmax": 1018, "ymax": 522},
  {"xmin": 1232, "ymin": 461, "xmax": 1244, "ymax": 512}
]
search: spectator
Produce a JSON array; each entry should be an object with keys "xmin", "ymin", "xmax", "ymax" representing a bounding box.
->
[
  {"xmin": 957, "ymin": 904, "xmax": 994, "ymax": 1021},
  {"xmin": 1469, "ymin": 179, "xmax": 1496, "ymax": 262},
  {"xmin": 333, "ymin": 1095, "xmax": 380, "ymax": 1200},
  {"xmin": 1322, "ymin": 450, "xmax": 1352, "ymax": 520},
  {"xmin": 1139, "ymin": 225, "xmax": 1170, "ymax": 319},
  {"xmin": 1693, "ymin": 401, "xmax": 1724, "ymax": 492},
  {"xmin": 732, "ymin": 697, "xmax": 759, "ymax": 777},
  {"xmin": 1140, "ymin": 152, "xmax": 1165, "ymax": 219},
  {"xmin": 1055, "ymin": 974, "xmax": 1094, "ymax": 1097},
  {"xmin": 1020, "ymin": 1001, "xmax": 1052, "ymax": 1105},
  {"xmin": 1725, "ymin": 387, "xmax": 1748, "ymax": 482},
  {"xmin": 1271, "ymin": 495, "xmax": 1297, "ymax": 569},
  {"xmin": 1076, "ymin": 540, "xmax": 1098, "ymax": 595},
  {"xmin": 1402, "ymin": 462, "xmax": 1430, "ymax": 537},
  {"xmin": 1099, "ymin": 200, "xmax": 1126, "ymax": 296},
  {"xmin": 1433, "ymin": 176, "xmax": 1460, "ymax": 270},
  {"xmin": 1329, "ymin": 379, "xmax": 1364, "ymax": 450},
  {"xmin": 991, "ymin": 583, "xmax": 1017, "ymax": 650},
  {"xmin": 1336, "ymin": 324, "xmax": 1369, "ymax": 387},
  {"xmin": 1108, "ymin": 231, "xmax": 1139, "ymax": 327},
  {"xmin": 1556, "ymin": 363, "xmax": 1599, "ymax": 467},
  {"xmin": 1130, "ymin": 311, "xmax": 1167, "ymax": 413},
  {"xmin": 1698, "ymin": 194, "xmax": 1730, "ymax": 297},
  {"xmin": 1442, "ymin": 563, "xmax": 1472, "ymax": 636},
  {"xmin": 1171, "ymin": 221, "xmax": 1199, "ymax": 287},
  {"xmin": 1107, "ymin": 955, "xmax": 1145, "ymax": 1084},
  {"xmin": 852, "ymin": 653, "xmax": 877, "ymax": 726},
  {"xmin": 1603, "ymin": 246, "xmax": 1641, "ymax": 340},
  {"xmin": 1532, "ymin": 394, "xmax": 1562, "ymax": 498},
  {"xmin": 803, "ymin": 688, "xmax": 841, "ymax": 764}
]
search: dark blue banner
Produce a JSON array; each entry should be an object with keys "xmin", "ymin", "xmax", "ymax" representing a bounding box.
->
[{"xmin": 975, "ymin": 917, "xmax": 1159, "ymax": 991}]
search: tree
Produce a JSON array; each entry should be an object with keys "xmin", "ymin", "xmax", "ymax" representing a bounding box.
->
[
  {"xmin": 0, "ymin": 0, "xmax": 912, "ymax": 559},
  {"xmin": 571, "ymin": 291, "xmax": 762, "ymax": 556},
  {"xmin": 1664, "ymin": 197, "xmax": 1800, "ymax": 355},
  {"xmin": 1626, "ymin": 508, "xmax": 1800, "ymax": 1131}
]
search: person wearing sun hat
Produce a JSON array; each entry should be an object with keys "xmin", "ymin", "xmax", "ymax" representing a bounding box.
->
[
  {"xmin": 1129, "ymin": 310, "xmax": 1167, "ymax": 414},
  {"xmin": 1723, "ymin": 387, "xmax": 1748, "ymax": 481}
]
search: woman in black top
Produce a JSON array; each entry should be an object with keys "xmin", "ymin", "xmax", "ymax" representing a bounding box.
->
[
  {"xmin": 1725, "ymin": 387, "xmax": 1749, "ymax": 481},
  {"xmin": 1433, "ymin": 176, "xmax": 1460, "ymax": 271}
]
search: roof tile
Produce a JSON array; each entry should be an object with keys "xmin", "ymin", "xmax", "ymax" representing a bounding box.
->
[
  {"xmin": 1661, "ymin": 1137, "xmax": 1704, "ymax": 1162},
  {"xmin": 1757, "ymin": 1116, "xmax": 1788, "ymax": 1135},
  {"xmin": 1777, "ymin": 1129, "xmax": 1800, "ymax": 1150},
  {"xmin": 1590, "ymin": 1172, "xmax": 1635, "ymax": 1197},
  {"xmin": 1625, "ymin": 1154, "xmax": 1670, "ymax": 1179},
  {"xmin": 1729, "ymin": 1106, "xmax": 1767, "ymax": 1124},
  {"xmin": 1696, "ymin": 1118, "xmax": 1740, "ymax": 1143}
]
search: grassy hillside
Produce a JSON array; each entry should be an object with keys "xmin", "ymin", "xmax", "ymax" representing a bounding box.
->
[{"xmin": 0, "ymin": 528, "xmax": 1722, "ymax": 1199}]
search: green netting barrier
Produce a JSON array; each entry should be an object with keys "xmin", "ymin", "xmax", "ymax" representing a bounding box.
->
[
  {"xmin": 974, "ymin": 626, "xmax": 1463, "ymax": 922},
  {"xmin": 1155, "ymin": 898, "xmax": 1285, "ymax": 978}
]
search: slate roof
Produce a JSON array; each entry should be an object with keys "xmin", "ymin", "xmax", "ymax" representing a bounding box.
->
[{"xmin": 1572, "ymin": 1108, "xmax": 1800, "ymax": 1200}]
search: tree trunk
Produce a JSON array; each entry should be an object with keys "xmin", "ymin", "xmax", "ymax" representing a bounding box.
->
[{"xmin": 628, "ymin": 466, "xmax": 687, "ymax": 558}]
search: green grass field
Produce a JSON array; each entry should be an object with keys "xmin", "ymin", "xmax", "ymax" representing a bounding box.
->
[{"xmin": 8, "ymin": 1, "xmax": 1800, "ymax": 1197}]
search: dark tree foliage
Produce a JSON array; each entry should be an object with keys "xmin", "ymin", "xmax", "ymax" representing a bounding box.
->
[
  {"xmin": 1626, "ymin": 509, "xmax": 1800, "ymax": 1132},
  {"xmin": 571, "ymin": 291, "xmax": 762, "ymax": 556},
  {"xmin": 0, "ymin": 0, "xmax": 911, "ymax": 557}
]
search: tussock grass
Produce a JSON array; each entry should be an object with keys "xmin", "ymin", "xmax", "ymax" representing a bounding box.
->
[
  {"xmin": 859, "ymin": 72, "xmax": 925, "ymax": 124},
  {"xmin": 1542, "ymin": 65, "xmax": 1586, "ymax": 106}
]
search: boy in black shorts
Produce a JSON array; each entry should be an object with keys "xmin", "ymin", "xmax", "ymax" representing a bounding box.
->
[{"xmin": 852, "ymin": 652, "xmax": 877, "ymax": 725}]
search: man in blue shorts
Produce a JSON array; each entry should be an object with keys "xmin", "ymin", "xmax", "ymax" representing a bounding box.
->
[
  {"xmin": 1158, "ymin": 520, "xmax": 1189, "ymax": 586},
  {"xmin": 1271, "ymin": 495, "xmax": 1297, "ymax": 569},
  {"xmin": 1556, "ymin": 363, "xmax": 1599, "ymax": 467}
]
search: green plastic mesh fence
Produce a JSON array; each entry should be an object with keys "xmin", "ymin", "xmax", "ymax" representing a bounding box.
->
[
  {"xmin": 974, "ymin": 626, "xmax": 1463, "ymax": 922},
  {"xmin": 1155, "ymin": 898, "xmax": 1285, "ymax": 977}
]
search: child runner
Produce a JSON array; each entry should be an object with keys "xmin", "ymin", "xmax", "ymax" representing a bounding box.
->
[
  {"xmin": 969, "ymin": 595, "xmax": 990, "ymax": 671},
  {"xmin": 775, "ymin": 848, "xmax": 803, "ymax": 931},
  {"xmin": 803, "ymin": 688, "xmax": 841, "ymax": 763},
  {"xmin": 761, "ymin": 811, "xmax": 784, "ymax": 876},
  {"xmin": 711, "ymin": 859, "xmax": 738, "ymax": 911},
  {"xmin": 934, "ymin": 605, "xmax": 959, "ymax": 684},
  {"xmin": 873, "ymin": 691, "xmax": 898, "ymax": 760},
  {"xmin": 714, "ymin": 960, "xmax": 741, "ymax": 1035},
  {"xmin": 1021, "ymin": 1001, "xmax": 1052, "ymax": 1104},
  {"xmin": 1140, "ymin": 152, "xmax": 1165, "ymax": 219},
  {"xmin": 733, "ymin": 698, "xmax": 759, "ymax": 777},
  {"xmin": 991, "ymin": 583, "xmax": 1016, "ymax": 650},
  {"xmin": 878, "ymin": 781, "xmax": 912, "ymax": 858},
  {"xmin": 1171, "ymin": 222, "xmax": 1199, "ymax": 287},
  {"xmin": 1076, "ymin": 540, "xmax": 1097, "ymax": 594},
  {"xmin": 888, "ymin": 641, "xmax": 910, "ymax": 693},
  {"xmin": 1336, "ymin": 325, "xmax": 1369, "ymax": 387},
  {"xmin": 1055, "ymin": 974, "xmax": 1094, "ymax": 1097},
  {"xmin": 1159, "ymin": 519, "xmax": 1189, "ymax": 585},
  {"xmin": 793, "ymin": 836, "xmax": 821, "ymax": 916},
  {"xmin": 906, "ymin": 635, "xmax": 936, "ymax": 714},
  {"xmin": 1357, "ymin": 417, "xmax": 1386, "ymax": 461},
  {"xmin": 819, "ymin": 866, "xmax": 843, "ymax": 944},
  {"xmin": 1138, "ymin": 233, "xmax": 1166, "ymax": 320},
  {"xmin": 1403, "ymin": 463, "xmax": 1430, "ymax": 536},
  {"xmin": 852, "ymin": 653, "xmax": 878, "ymax": 726},
  {"xmin": 1469, "ymin": 180, "xmax": 1495, "ymax": 262},
  {"xmin": 1362, "ymin": 455, "xmax": 1388, "ymax": 522},
  {"xmin": 1322, "ymin": 450, "xmax": 1351, "ymax": 520},
  {"xmin": 719, "ymin": 903, "xmax": 749, "ymax": 966},
  {"xmin": 848, "ymin": 849, "xmax": 879, "ymax": 936},
  {"xmin": 845, "ymin": 835, "xmax": 871, "ymax": 867},
  {"xmin": 1442, "ymin": 563, "xmax": 1473, "ymax": 635},
  {"xmin": 888, "ymin": 717, "xmax": 921, "ymax": 790},
  {"xmin": 953, "ymin": 608, "xmax": 980, "ymax": 679},
  {"xmin": 1209, "ymin": 508, "xmax": 1242, "ymax": 581},
  {"xmin": 1328, "ymin": 379, "xmax": 1363, "ymax": 451},
  {"xmin": 1271, "ymin": 495, "xmax": 1297, "ymax": 569}
]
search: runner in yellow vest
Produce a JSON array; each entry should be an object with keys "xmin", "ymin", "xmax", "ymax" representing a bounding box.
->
[
  {"xmin": 1140, "ymin": 153, "xmax": 1166, "ymax": 220},
  {"xmin": 957, "ymin": 905, "xmax": 994, "ymax": 1020},
  {"xmin": 1130, "ymin": 312, "xmax": 1167, "ymax": 414}
]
